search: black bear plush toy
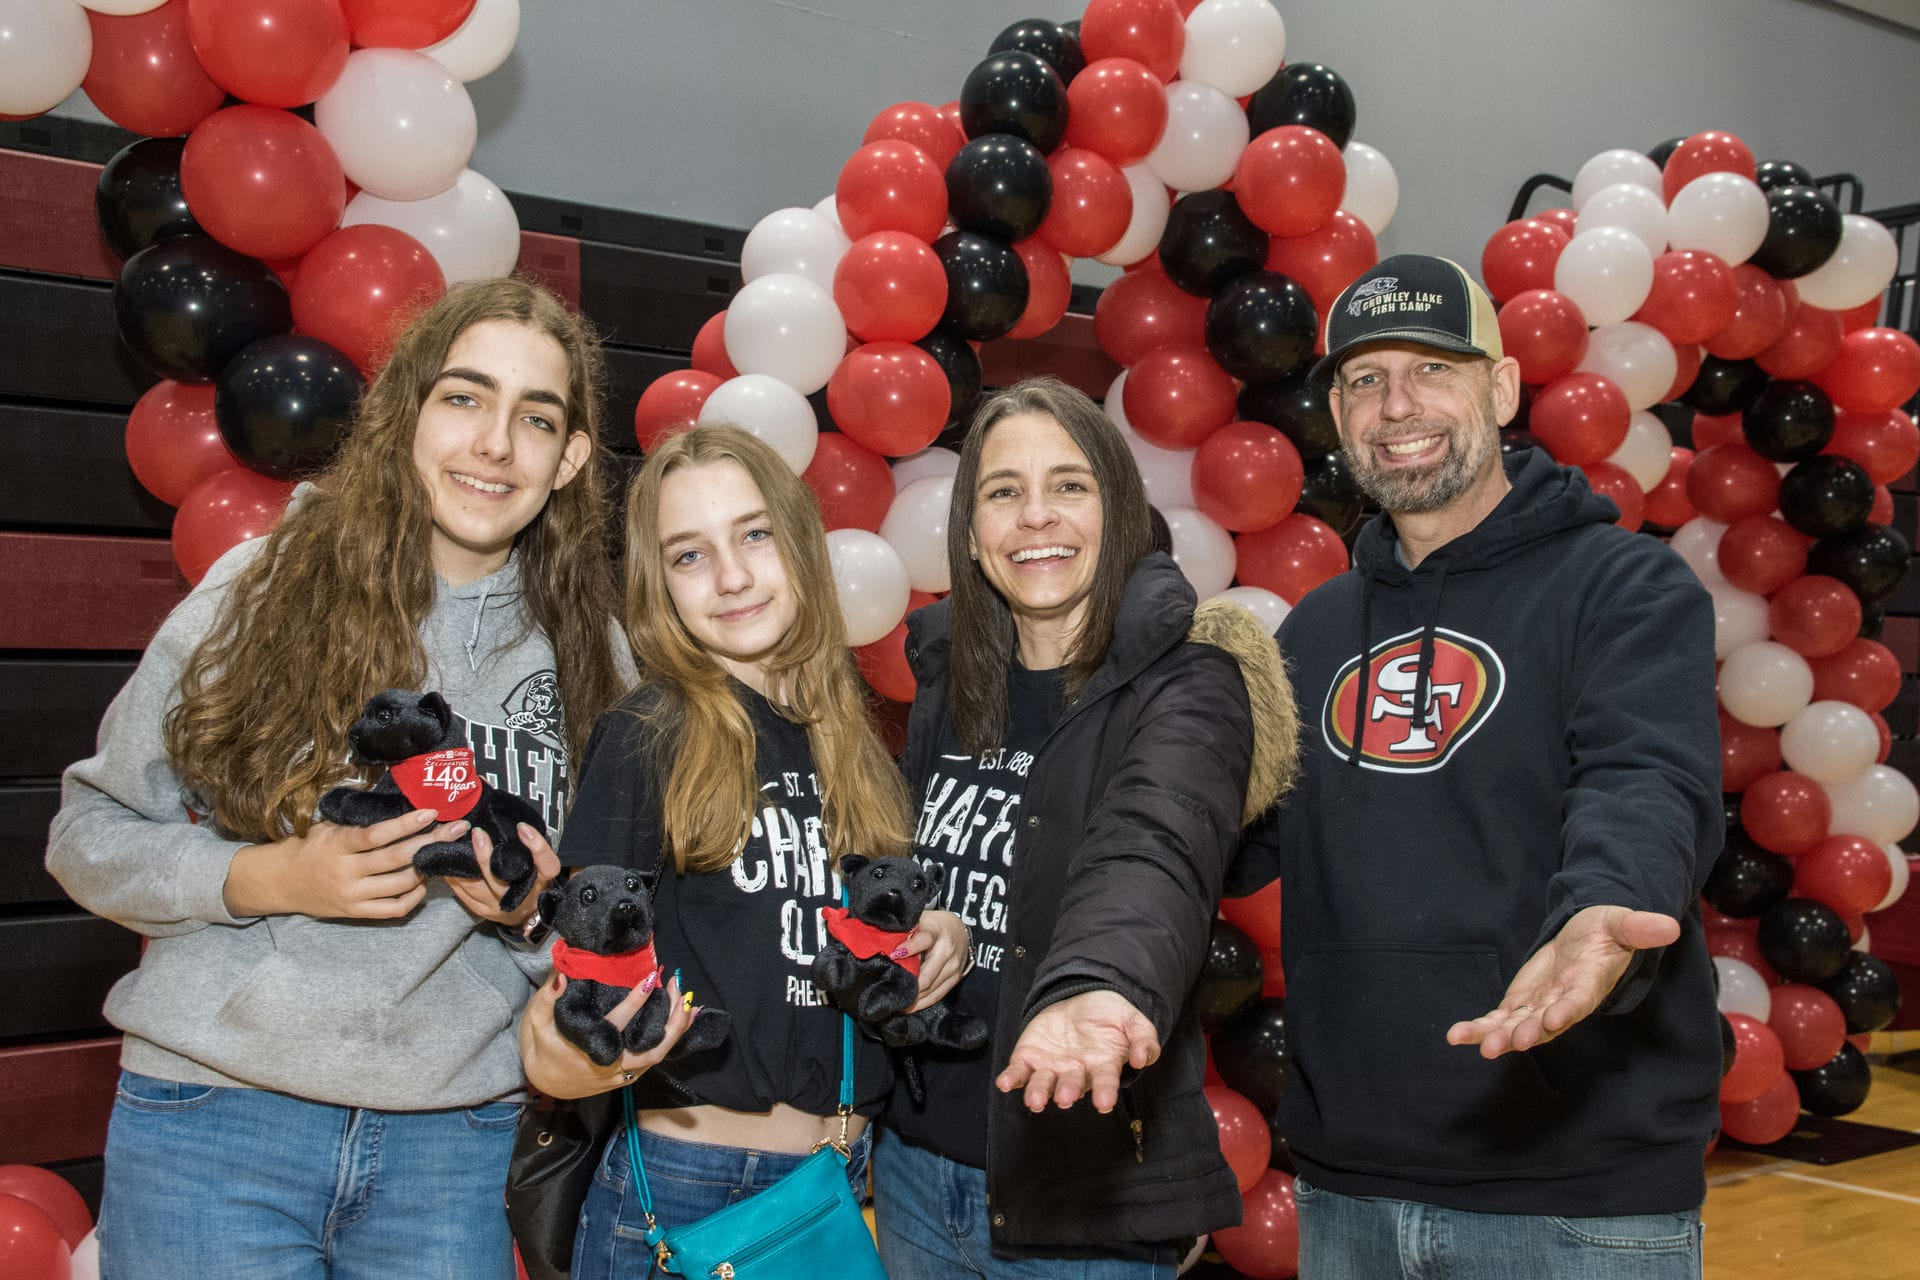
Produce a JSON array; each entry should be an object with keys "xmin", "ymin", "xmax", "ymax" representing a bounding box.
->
[
  {"xmin": 812, "ymin": 854, "xmax": 987, "ymax": 1052},
  {"xmin": 538, "ymin": 865, "xmax": 731, "ymax": 1066},
  {"xmin": 319, "ymin": 689, "xmax": 546, "ymax": 911}
]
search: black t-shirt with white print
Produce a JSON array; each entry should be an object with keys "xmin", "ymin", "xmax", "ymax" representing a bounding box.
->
[
  {"xmin": 558, "ymin": 683, "xmax": 889, "ymax": 1116},
  {"xmin": 887, "ymin": 660, "xmax": 1065, "ymax": 1168}
]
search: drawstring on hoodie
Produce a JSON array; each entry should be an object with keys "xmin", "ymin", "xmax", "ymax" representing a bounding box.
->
[
  {"xmin": 465, "ymin": 583, "xmax": 491, "ymax": 673},
  {"xmin": 1348, "ymin": 552, "xmax": 1449, "ymax": 767},
  {"xmin": 1413, "ymin": 564, "xmax": 1449, "ymax": 738}
]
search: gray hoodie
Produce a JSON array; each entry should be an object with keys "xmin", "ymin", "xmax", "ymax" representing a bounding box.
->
[{"xmin": 47, "ymin": 533, "xmax": 622, "ymax": 1110}]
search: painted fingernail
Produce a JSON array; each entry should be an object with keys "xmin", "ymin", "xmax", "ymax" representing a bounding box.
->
[
  {"xmin": 889, "ymin": 946, "xmax": 910, "ymax": 959},
  {"xmin": 639, "ymin": 972, "xmax": 658, "ymax": 995}
]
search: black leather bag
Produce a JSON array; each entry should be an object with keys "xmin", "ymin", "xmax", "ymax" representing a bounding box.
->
[{"xmin": 506, "ymin": 1089, "xmax": 622, "ymax": 1280}]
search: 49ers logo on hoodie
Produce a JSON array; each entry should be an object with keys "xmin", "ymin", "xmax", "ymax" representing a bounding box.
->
[{"xmin": 1321, "ymin": 627, "xmax": 1505, "ymax": 772}]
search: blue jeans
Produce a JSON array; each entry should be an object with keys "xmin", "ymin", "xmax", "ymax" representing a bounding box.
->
[
  {"xmin": 871, "ymin": 1127, "xmax": 1176, "ymax": 1279},
  {"xmin": 1293, "ymin": 1175, "xmax": 1703, "ymax": 1279},
  {"xmin": 97, "ymin": 1070, "xmax": 520, "ymax": 1280},
  {"xmin": 571, "ymin": 1121, "xmax": 873, "ymax": 1280}
]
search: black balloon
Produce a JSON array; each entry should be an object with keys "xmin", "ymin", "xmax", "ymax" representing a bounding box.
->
[
  {"xmin": 1704, "ymin": 835, "xmax": 1796, "ymax": 918},
  {"xmin": 1247, "ymin": 63, "xmax": 1357, "ymax": 150},
  {"xmin": 932, "ymin": 231, "xmax": 1029, "ymax": 342},
  {"xmin": 1792, "ymin": 1042, "xmax": 1873, "ymax": 1117},
  {"xmin": 1807, "ymin": 522, "xmax": 1910, "ymax": 604},
  {"xmin": 1758, "ymin": 897, "xmax": 1853, "ymax": 984},
  {"xmin": 1195, "ymin": 919, "xmax": 1265, "ymax": 1031},
  {"xmin": 1719, "ymin": 1012, "xmax": 1737, "ymax": 1078},
  {"xmin": 114, "ymin": 235, "xmax": 293, "ymax": 385},
  {"xmin": 1751, "ymin": 186, "xmax": 1844, "ymax": 280},
  {"xmin": 1742, "ymin": 380, "xmax": 1835, "ymax": 462},
  {"xmin": 988, "ymin": 19, "xmax": 1085, "ymax": 84},
  {"xmin": 1296, "ymin": 451, "xmax": 1365, "ymax": 535},
  {"xmin": 959, "ymin": 50, "xmax": 1067, "ymax": 153},
  {"xmin": 1724, "ymin": 794, "xmax": 1744, "ymax": 836},
  {"xmin": 1778, "ymin": 455, "xmax": 1874, "ymax": 540},
  {"xmin": 1817, "ymin": 951, "xmax": 1903, "ymax": 1034},
  {"xmin": 1682, "ymin": 356, "xmax": 1771, "ymax": 417},
  {"xmin": 95, "ymin": 137, "xmax": 202, "ymax": 262},
  {"xmin": 917, "ymin": 326, "xmax": 984, "ymax": 433},
  {"xmin": 1205, "ymin": 271, "xmax": 1318, "ymax": 384},
  {"xmin": 1650, "ymin": 400, "xmax": 1697, "ymax": 450},
  {"xmin": 215, "ymin": 335, "xmax": 364, "ymax": 480},
  {"xmin": 1238, "ymin": 371, "xmax": 1340, "ymax": 457},
  {"xmin": 1505, "ymin": 383, "xmax": 1536, "ymax": 438},
  {"xmin": 1266, "ymin": 1110, "xmax": 1295, "ymax": 1173},
  {"xmin": 1859, "ymin": 599, "xmax": 1886, "ymax": 641},
  {"xmin": 1646, "ymin": 137, "xmax": 1687, "ymax": 168},
  {"xmin": 1754, "ymin": 159, "xmax": 1815, "ymax": 194},
  {"xmin": 1212, "ymin": 997, "xmax": 1289, "ymax": 1115},
  {"xmin": 946, "ymin": 134, "xmax": 1052, "ymax": 243},
  {"xmin": 1160, "ymin": 190, "xmax": 1267, "ymax": 297},
  {"xmin": 1501, "ymin": 427, "xmax": 1546, "ymax": 456}
]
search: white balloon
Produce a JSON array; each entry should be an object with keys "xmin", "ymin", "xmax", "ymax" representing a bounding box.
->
[
  {"xmin": 1340, "ymin": 140, "xmax": 1399, "ymax": 236},
  {"xmin": 723, "ymin": 273, "xmax": 847, "ymax": 396},
  {"xmin": 1162, "ymin": 506, "xmax": 1237, "ymax": 597},
  {"xmin": 1576, "ymin": 182, "xmax": 1668, "ymax": 257},
  {"xmin": 1780, "ymin": 700, "xmax": 1881, "ymax": 785},
  {"xmin": 1609, "ymin": 410, "xmax": 1674, "ymax": 491},
  {"xmin": 1666, "ymin": 173, "xmax": 1769, "ymax": 266},
  {"xmin": 341, "ymin": 169, "xmax": 520, "ymax": 283},
  {"xmin": 1145, "ymin": 82, "xmax": 1249, "ymax": 193},
  {"xmin": 1825, "ymin": 764, "xmax": 1920, "ymax": 846},
  {"xmin": 1572, "ymin": 149, "xmax": 1664, "ymax": 209},
  {"xmin": 1718, "ymin": 640, "xmax": 1814, "ymax": 728},
  {"xmin": 879, "ymin": 475, "xmax": 954, "ymax": 593},
  {"xmin": 1793, "ymin": 215, "xmax": 1899, "ymax": 312},
  {"xmin": 0, "ymin": 0, "xmax": 90, "ymax": 117},
  {"xmin": 1106, "ymin": 370, "xmax": 1200, "ymax": 509},
  {"xmin": 77, "ymin": 0, "xmax": 162, "ymax": 10},
  {"xmin": 892, "ymin": 447, "xmax": 960, "ymax": 491},
  {"xmin": 1553, "ymin": 226, "xmax": 1654, "ymax": 327},
  {"xmin": 420, "ymin": 0, "xmax": 519, "ymax": 82},
  {"xmin": 1854, "ymin": 924, "xmax": 1871, "ymax": 952},
  {"xmin": 1708, "ymin": 581, "xmax": 1770, "ymax": 661},
  {"xmin": 1098, "ymin": 164, "xmax": 1174, "ymax": 266},
  {"xmin": 1577, "ymin": 322, "xmax": 1678, "ymax": 413},
  {"xmin": 1210, "ymin": 584, "xmax": 1289, "ymax": 633},
  {"xmin": 1874, "ymin": 843, "xmax": 1910, "ymax": 913},
  {"xmin": 316, "ymin": 49, "xmax": 477, "ymax": 201},
  {"xmin": 1179, "ymin": 0, "xmax": 1286, "ymax": 96},
  {"xmin": 697, "ymin": 374, "xmax": 819, "ymax": 473},
  {"xmin": 741, "ymin": 207, "xmax": 851, "ymax": 291},
  {"xmin": 1713, "ymin": 955, "xmax": 1773, "ymax": 1022},
  {"xmin": 827, "ymin": 528, "xmax": 912, "ymax": 646},
  {"xmin": 1670, "ymin": 517, "xmax": 1728, "ymax": 586},
  {"xmin": 70, "ymin": 1227, "xmax": 100, "ymax": 1280},
  {"xmin": 813, "ymin": 193, "xmax": 844, "ymax": 232}
]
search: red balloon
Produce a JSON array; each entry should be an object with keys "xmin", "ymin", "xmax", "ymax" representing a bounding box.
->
[
  {"xmin": 1123, "ymin": 347, "xmax": 1238, "ymax": 448},
  {"xmin": 834, "ymin": 142, "xmax": 947, "ymax": 244},
  {"xmin": 1741, "ymin": 770, "xmax": 1832, "ymax": 856},
  {"xmin": 633, "ymin": 370, "xmax": 719, "ymax": 452},
  {"xmin": 1220, "ymin": 880, "xmax": 1280, "ymax": 951},
  {"xmin": 1193, "ymin": 421, "xmax": 1304, "ymax": 533},
  {"xmin": 1768, "ymin": 575, "xmax": 1863, "ymax": 659},
  {"xmin": 1093, "ymin": 261, "xmax": 1208, "ymax": 366},
  {"xmin": 1204, "ymin": 1084, "xmax": 1271, "ymax": 1193},
  {"xmin": 1666, "ymin": 339, "xmax": 1704, "ymax": 403},
  {"xmin": 1704, "ymin": 265, "xmax": 1792, "ymax": 361},
  {"xmin": 834, "ymin": 232, "xmax": 948, "ymax": 344},
  {"xmin": 1635, "ymin": 250, "xmax": 1738, "ymax": 345},
  {"xmin": 1498, "ymin": 289, "xmax": 1588, "ymax": 386},
  {"xmin": 291, "ymin": 224, "xmax": 443, "ymax": 371},
  {"xmin": 862, "ymin": 101, "xmax": 965, "ymax": 171},
  {"xmin": 1581, "ymin": 460, "xmax": 1644, "ymax": 531},
  {"xmin": 1481, "ymin": 218, "xmax": 1570, "ymax": 304},
  {"xmin": 1642, "ymin": 447, "xmax": 1697, "ymax": 528},
  {"xmin": 1079, "ymin": 0, "xmax": 1186, "ymax": 82},
  {"xmin": 1720, "ymin": 1013, "xmax": 1786, "ymax": 1105},
  {"xmin": 1796, "ymin": 834, "xmax": 1895, "ymax": 917},
  {"xmin": 1528, "ymin": 373, "xmax": 1630, "ymax": 467},
  {"xmin": 1870, "ymin": 482, "xmax": 1893, "ymax": 525},
  {"xmin": 1662, "ymin": 130, "xmax": 1757, "ymax": 204},
  {"xmin": 690, "ymin": 313, "xmax": 738, "ymax": 380},
  {"xmin": 1825, "ymin": 408, "xmax": 1919, "ymax": 485},
  {"xmin": 856, "ymin": 621, "xmax": 916, "ymax": 702},
  {"xmin": 1871, "ymin": 711, "xmax": 1892, "ymax": 765},
  {"xmin": 171, "ymin": 466, "xmax": 295, "ymax": 585},
  {"xmin": 83, "ymin": 1, "xmax": 227, "ymax": 138},
  {"xmin": 341, "ymin": 0, "xmax": 475, "ymax": 49},
  {"xmin": 1260, "ymin": 942, "xmax": 1286, "ymax": 997},
  {"xmin": 1533, "ymin": 206, "xmax": 1579, "ymax": 238},
  {"xmin": 802, "ymin": 432, "xmax": 894, "ymax": 533},
  {"xmin": 185, "ymin": 0, "xmax": 350, "ymax": 108},
  {"xmin": 181, "ymin": 104, "xmax": 345, "ymax": 261},
  {"xmin": 1685, "ymin": 443, "xmax": 1779, "ymax": 525},
  {"xmin": 1815, "ymin": 327, "xmax": 1920, "ymax": 415},
  {"xmin": 1722, "ymin": 1070, "xmax": 1798, "ymax": 1144},
  {"xmin": 1767, "ymin": 984, "xmax": 1848, "ymax": 1072},
  {"xmin": 1756, "ymin": 301, "xmax": 1844, "ymax": 381},
  {"xmin": 1719, "ymin": 712, "xmax": 1783, "ymax": 794},
  {"xmin": 1006, "ymin": 238, "xmax": 1072, "ymax": 340},
  {"xmin": 1062, "ymin": 57, "xmax": 1168, "ymax": 165},
  {"xmin": 826, "ymin": 342, "xmax": 950, "ymax": 456},
  {"xmin": 1717, "ymin": 515, "xmax": 1808, "ymax": 596},
  {"xmin": 0, "ymin": 1166, "xmax": 90, "ymax": 1250},
  {"xmin": 1235, "ymin": 514, "xmax": 1349, "ymax": 603},
  {"xmin": 1809, "ymin": 639, "xmax": 1901, "ymax": 713},
  {"xmin": 1263, "ymin": 211, "xmax": 1378, "ymax": 319},
  {"xmin": 0, "ymin": 1195, "xmax": 70, "ymax": 1280},
  {"xmin": 1837, "ymin": 297, "xmax": 1883, "ymax": 332},
  {"xmin": 1706, "ymin": 924, "xmax": 1778, "ymax": 985},
  {"xmin": 1691, "ymin": 412, "xmax": 1745, "ymax": 451},
  {"xmin": 1234, "ymin": 126, "xmax": 1346, "ymax": 239},
  {"xmin": 1211, "ymin": 1170, "xmax": 1299, "ymax": 1280},
  {"xmin": 125, "ymin": 381, "xmax": 239, "ymax": 506},
  {"xmin": 1039, "ymin": 147, "xmax": 1133, "ymax": 258}
]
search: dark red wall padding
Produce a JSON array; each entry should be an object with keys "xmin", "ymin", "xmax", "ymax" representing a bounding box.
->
[
  {"xmin": 0, "ymin": 1039, "xmax": 120, "ymax": 1166},
  {"xmin": 0, "ymin": 533, "xmax": 186, "ymax": 651}
]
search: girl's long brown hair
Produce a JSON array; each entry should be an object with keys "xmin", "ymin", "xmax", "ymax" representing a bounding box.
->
[
  {"xmin": 165, "ymin": 277, "xmax": 627, "ymax": 841},
  {"xmin": 623, "ymin": 424, "xmax": 910, "ymax": 874}
]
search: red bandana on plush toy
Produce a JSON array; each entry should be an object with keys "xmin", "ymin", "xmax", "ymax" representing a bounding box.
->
[
  {"xmin": 389, "ymin": 747, "xmax": 482, "ymax": 819},
  {"xmin": 551, "ymin": 938, "xmax": 662, "ymax": 989},
  {"xmin": 821, "ymin": 906, "xmax": 922, "ymax": 978}
]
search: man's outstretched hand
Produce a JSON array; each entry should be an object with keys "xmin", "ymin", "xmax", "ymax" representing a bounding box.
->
[{"xmin": 996, "ymin": 989, "xmax": 1160, "ymax": 1113}]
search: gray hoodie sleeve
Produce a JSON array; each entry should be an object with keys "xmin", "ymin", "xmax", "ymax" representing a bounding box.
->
[{"xmin": 46, "ymin": 545, "xmax": 262, "ymax": 938}]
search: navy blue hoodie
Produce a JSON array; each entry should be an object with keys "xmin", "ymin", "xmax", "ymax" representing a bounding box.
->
[{"xmin": 1233, "ymin": 449, "xmax": 1724, "ymax": 1217}]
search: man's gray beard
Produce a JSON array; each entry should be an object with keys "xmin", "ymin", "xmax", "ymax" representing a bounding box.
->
[{"xmin": 1340, "ymin": 399, "xmax": 1500, "ymax": 516}]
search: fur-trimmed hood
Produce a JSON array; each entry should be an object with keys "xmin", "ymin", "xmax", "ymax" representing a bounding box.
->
[{"xmin": 1187, "ymin": 597, "xmax": 1298, "ymax": 825}]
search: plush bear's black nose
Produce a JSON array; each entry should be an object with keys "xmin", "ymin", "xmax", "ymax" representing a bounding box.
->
[{"xmin": 611, "ymin": 898, "xmax": 638, "ymax": 921}]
